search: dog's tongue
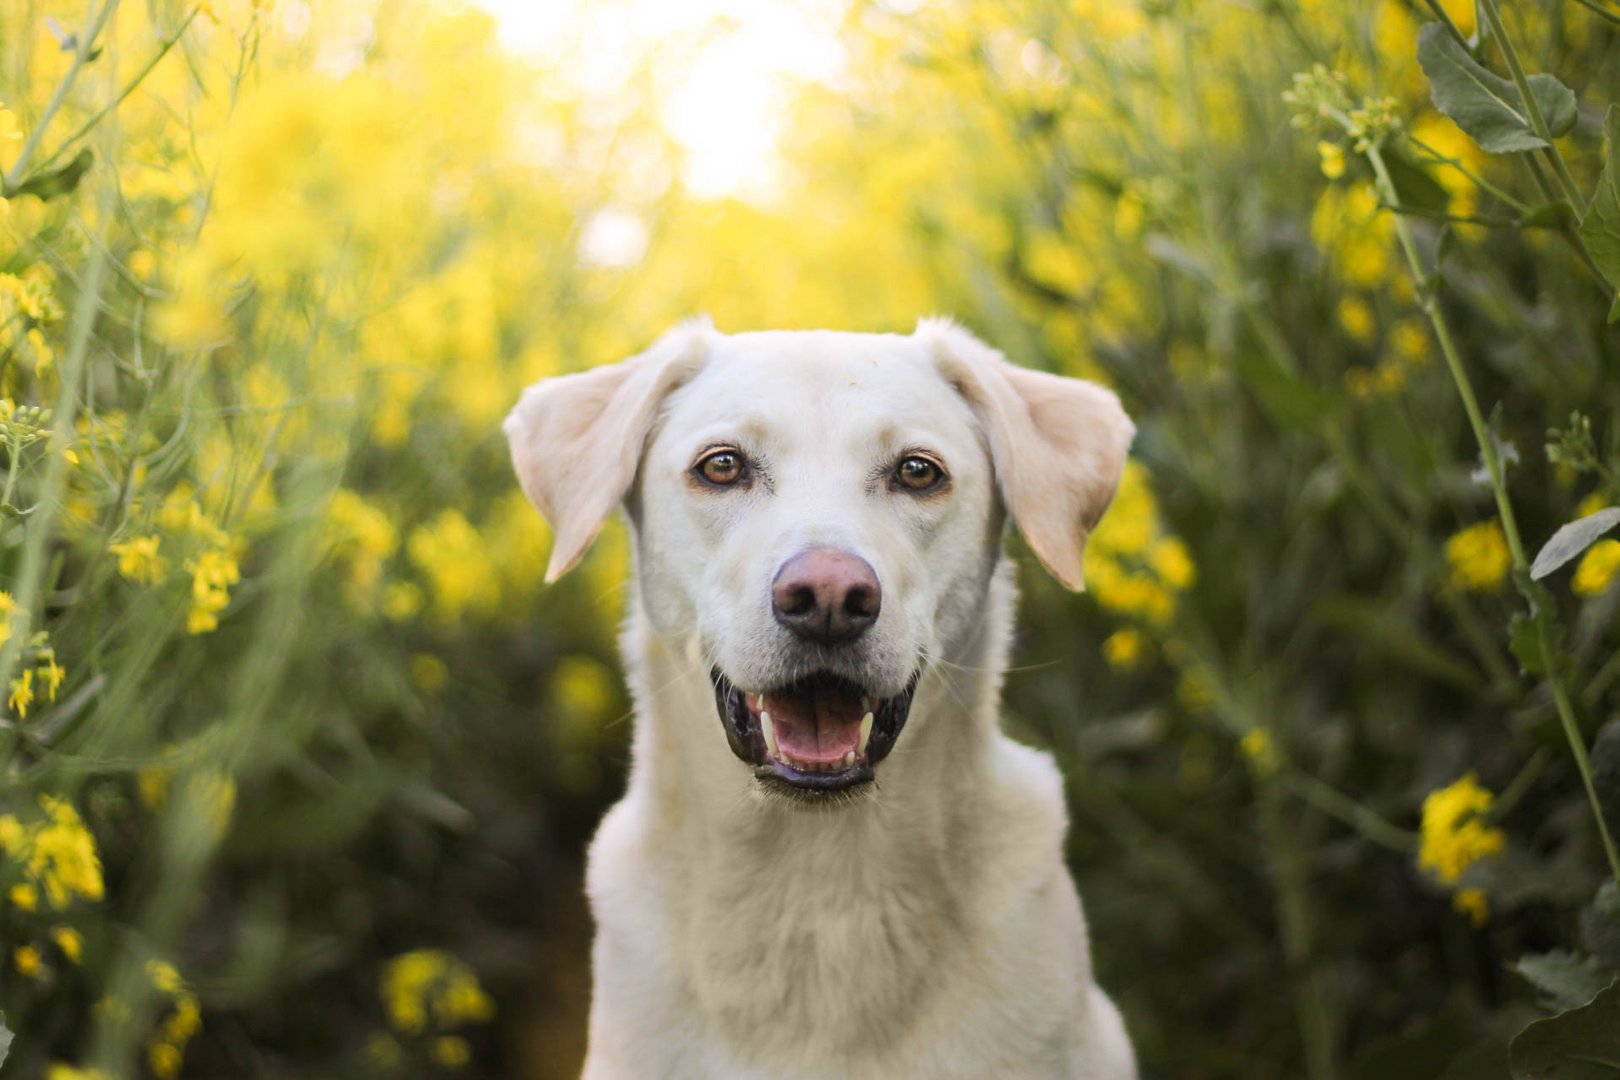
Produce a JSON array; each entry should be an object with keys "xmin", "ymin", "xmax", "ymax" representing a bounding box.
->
[{"xmin": 762, "ymin": 682, "xmax": 864, "ymax": 764}]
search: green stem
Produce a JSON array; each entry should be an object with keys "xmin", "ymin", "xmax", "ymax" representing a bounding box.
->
[
  {"xmin": 1408, "ymin": 134, "xmax": 1531, "ymax": 212},
  {"xmin": 1365, "ymin": 142, "xmax": 1620, "ymax": 887},
  {"xmin": 1284, "ymin": 772, "xmax": 1418, "ymax": 852},
  {"xmin": 1477, "ymin": 0, "xmax": 1586, "ymax": 212},
  {"xmin": 2, "ymin": 0, "xmax": 123, "ymax": 193},
  {"xmin": 30, "ymin": 8, "xmax": 200, "ymax": 177},
  {"xmin": 1418, "ymin": 0, "xmax": 1473, "ymax": 46}
]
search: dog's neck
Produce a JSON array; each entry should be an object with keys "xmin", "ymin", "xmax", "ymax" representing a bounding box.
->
[{"xmin": 610, "ymin": 564, "xmax": 1018, "ymax": 1059}]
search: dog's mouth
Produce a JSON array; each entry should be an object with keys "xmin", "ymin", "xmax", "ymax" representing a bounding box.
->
[{"xmin": 711, "ymin": 668, "xmax": 919, "ymax": 793}]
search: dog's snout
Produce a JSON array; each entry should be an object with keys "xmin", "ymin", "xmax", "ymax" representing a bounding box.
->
[{"xmin": 771, "ymin": 547, "xmax": 881, "ymax": 644}]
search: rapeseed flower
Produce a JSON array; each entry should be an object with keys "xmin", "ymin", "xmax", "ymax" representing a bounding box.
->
[
  {"xmin": 1103, "ymin": 628, "xmax": 1149, "ymax": 671},
  {"xmin": 185, "ymin": 549, "xmax": 240, "ymax": 634},
  {"xmin": 1418, "ymin": 772, "xmax": 1504, "ymax": 884},
  {"xmin": 380, "ymin": 949, "xmax": 495, "ymax": 1036},
  {"xmin": 109, "ymin": 535, "xmax": 168, "ymax": 584},
  {"xmin": 9, "ymin": 669, "xmax": 34, "ymax": 717},
  {"xmin": 1444, "ymin": 521, "xmax": 1510, "ymax": 592},
  {"xmin": 1572, "ymin": 539, "xmax": 1620, "ymax": 597}
]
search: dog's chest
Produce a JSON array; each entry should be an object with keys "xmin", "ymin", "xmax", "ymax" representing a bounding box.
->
[{"xmin": 671, "ymin": 811, "xmax": 964, "ymax": 1056}]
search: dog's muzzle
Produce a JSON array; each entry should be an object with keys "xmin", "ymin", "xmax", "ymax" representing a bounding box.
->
[{"xmin": 710, "ymin": 668, "xmax": 919, "ymax": 794}]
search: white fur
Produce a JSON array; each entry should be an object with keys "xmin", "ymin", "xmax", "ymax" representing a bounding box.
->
[{"xmin": 506, "ymin": 321, "xmax": 1137, "ymax": 1079}]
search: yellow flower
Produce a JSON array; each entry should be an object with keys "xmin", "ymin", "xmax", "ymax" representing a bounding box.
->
[
  {"xmin": 1451, "ymin": 886, "xmax": 1488, "ymax": 927},
  {"xmin": 1572, "ymin": 539, "xmax": 1620, "ymax": 598},
  {"xmin": 50, "ymin": 925, "xmax": 83, "ymax": 963},
  {"xmin": 10, "ymin": 882, "xmax": 39, "ymax": 910},
  {"xmin": 1418, "ymin": 772, "xmax": 1505, "ymax": 885},
  {"xmin": 109, "ymin": 535, "xmax": 168, "ymax": 585},
  {"xmin": 1102, "ymin": 628, "xmax": 1149, "ymax": 671},
  {"xmin": 184, "ymin": 548, "xmax": 241, "ymax": 634},
  {"xmin": 147, "ymin": 1043, "xmax": 182, "ymax": 1080},
  {"xmin": 147, "ymin": 959, "xmax": 184, "ymax": 994},
  {"xmin": 1239, "ymin": 728, "xmax": 1280, "ymax": 778},
  {"xmin": 1444, "ymin": 520, "xmax": 1510, "ymax": 592},
  {"xmin": 1149, "ymin": 537, "xmax": 1195, "ymax": 590},
  {"xmin": 0, "ymin": 590, "xmax": 15, "ymax": 645},
  {"xmin": 432, "ymin": 1036, "xmax": 472, "ymax": 1068},
  {"xmin": 39, "ymin": 655, "xmax": 66, "ymax": 702},
  {"xmin": 1337, "ymin": 295, "xmax": 1377, "ymax": 346},
  {"xmin": 15, "ymin": 944, "xmax": 43, "ymax": 977},
  {"xmin": 0, "ymin": 102, "xmax": 22, "ymax": 142},
  {"xmin": 28, "ymin": 797, "xmax": 105, "ymax": 907},
  {"xmin": 47, "ymin": 1066, "xmax": 111, "ymax": 1080},
  {"xmin": 380, "ymin": 949, "xmax": 495, "ymax": 1035},
  {"xmin": 1317, "ymin": 140, "xmax": 1346, "ymax": 179},
  {"xmin": 10, "ymin": 669, "xmax": 35, "ymax": 717}
]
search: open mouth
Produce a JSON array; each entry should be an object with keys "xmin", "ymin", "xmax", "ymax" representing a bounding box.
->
[{"xmin": 711, "ymin": 668, "xmax": 919, "ymax": 793}]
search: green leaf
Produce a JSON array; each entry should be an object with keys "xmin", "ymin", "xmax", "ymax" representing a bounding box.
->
[
  {"xmin": 1580, "ymin": 106, "xmax": 1620, "ymax": 295},
  {"xmin": 1530, "ymin": 508, "xmax": 1620, "ymax": 580},
  {"xmin": 1512, "ymin": 950, "xmax": 1613, "ymax": 1012},
  {"xmin": 1509, "ymin": 613, "xmax": 1548, "ymax": 676},
  {"xmin": 1232, "ymin": 348, "xmax": 1338, "ymax": 432},
  {"xmin": 1417, "ymin": 24, "xmax": 1579, "ymax": 153},
  {"xmin": 1510, "ymin": 978, "xmax": 1620, "ymax": 1079},
  {"xmin": 1581, "ymin": 881, "xmax": 1620, "ymax": 971},
  {"xmin": 1385, "ymin": 146, "xmax": 1453, "ymax": 215},
  {"xmin": 1520, "ymin": 202, "xmax": 1580, "ymax": 230},
  {"xmin": 8, "ymin": 148, "xmax": 94, "ymax": 201}
]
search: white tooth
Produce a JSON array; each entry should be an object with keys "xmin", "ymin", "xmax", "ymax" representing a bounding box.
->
[
  {"xmin": 760, "ymin": 711, "xmax": 779, "ymax": 757},
  {"xmin": 858, "ymin": 712, "xmax": 874, "ymax": 756},
  {"xmin": 842, "ymin": 750, "xmax": 855, "ymax": 768}
]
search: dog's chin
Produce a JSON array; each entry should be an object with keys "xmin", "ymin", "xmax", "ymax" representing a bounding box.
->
[{"xmin": 710, "ymin": 667, "xmax": 919, "ymax": 801}]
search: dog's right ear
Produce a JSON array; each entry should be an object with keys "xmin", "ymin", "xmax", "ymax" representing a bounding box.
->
[{"xmin": 504, "ymin": 319, "xmax": 714, "ymax": 583}]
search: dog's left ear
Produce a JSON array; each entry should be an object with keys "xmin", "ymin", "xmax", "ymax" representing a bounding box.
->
[
  {"xmin": 505, "ymin": 318, "xmax": 715, "ymax": 583},
  {"xmin": 917, "ymin": 318, "xmax": 1135, "ymax": 591}
]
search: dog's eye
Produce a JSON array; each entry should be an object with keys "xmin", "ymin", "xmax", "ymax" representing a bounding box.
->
[
  {"xmin": 695, "ymin": 449, "xmax": 745, "ymax": 487},
  {"xmin": 893, "ymin": 455, "xmax": 946, "ymax": 493}
]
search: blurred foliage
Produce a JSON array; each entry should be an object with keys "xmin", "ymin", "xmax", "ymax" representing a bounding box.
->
[{"xmin": 0, "ymin": 0, "xmax": 1619, "ymax": 1076}]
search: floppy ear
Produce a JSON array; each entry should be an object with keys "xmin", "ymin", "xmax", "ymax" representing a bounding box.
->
[
  {"xmin": 504, "ymin": 319, "xmax": 714, "ymax": 583},
  {"xmin": 917, "ymin": 318, "xmax": 1135, "ymax": 591}
]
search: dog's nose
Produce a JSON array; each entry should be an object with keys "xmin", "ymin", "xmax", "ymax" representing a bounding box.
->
[{"xmin": 772, "ymin": 547, "xmax": 881, "ymax": 644}]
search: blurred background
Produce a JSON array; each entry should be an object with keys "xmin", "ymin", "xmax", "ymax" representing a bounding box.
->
[{"xmin": 2, "ymin": 0, "xmax": 1619, "ymax": 1076}]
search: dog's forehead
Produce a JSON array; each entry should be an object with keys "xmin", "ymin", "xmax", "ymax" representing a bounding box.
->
[{"xmin": 664, "ymin": 330, "xmax": 972, "ymax": 433}]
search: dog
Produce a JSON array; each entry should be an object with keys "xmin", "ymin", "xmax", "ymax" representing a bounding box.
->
[{"xmin": 506, "ymin": 318, "xmax": 1138, "ymax": 1079}]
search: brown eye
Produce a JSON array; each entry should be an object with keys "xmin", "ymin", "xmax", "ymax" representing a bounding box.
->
[
  {"xmin": 695, "ymin": 449, "xmax": 745, "ymax": 487},
  {"xmin": 894, "ymin": 455, "xmax": 945, "ymax": 492}
]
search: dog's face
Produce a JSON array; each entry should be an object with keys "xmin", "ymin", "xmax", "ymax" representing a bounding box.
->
[{"xmin": 505, "ymin": 319, "xmax": 1133, "ymax": 800}]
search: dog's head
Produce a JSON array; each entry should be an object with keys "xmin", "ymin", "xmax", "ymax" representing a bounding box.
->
[{"xmin": 505, "ymin": 318, "xmax": 1133, "ymax": 799}]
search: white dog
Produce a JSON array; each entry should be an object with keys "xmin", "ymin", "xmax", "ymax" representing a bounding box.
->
[{"xmin": 506, "ymin": 318, "xmax": 1138, "ymax": 1079}]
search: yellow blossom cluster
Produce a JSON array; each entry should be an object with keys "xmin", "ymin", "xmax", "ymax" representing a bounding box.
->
[
  {"xmin": 1418, "ymin": 772, "xmax": 1505, "ymax": 885},
  {"xmin": 1082, "ymin": 460, "xmax": 1196, "ymax": 629},
  {"xmin": 144, "ymin": 959, "xmax": 202, "ymax": 1079},
  {"xmin": 1443, "ymin": 520, "xmax": 1511, "ymax": 593},
  {"xmin": 0, "ymin": 795, "xmax": 104, "ymax": 911},
  {"xmin": 378, "ymin": 949, "xmax": 495, "ymax": 1068}
]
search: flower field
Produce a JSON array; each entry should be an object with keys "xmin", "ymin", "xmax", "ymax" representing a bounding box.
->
[{"xmin": 2, "ymin": 0, "xmax": 1620, "ymax": 1075}]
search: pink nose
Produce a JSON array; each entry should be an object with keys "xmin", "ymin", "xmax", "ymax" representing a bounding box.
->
[{"xmin": 771, "ymin": 547, "xmax": 882, "ymax": 644}]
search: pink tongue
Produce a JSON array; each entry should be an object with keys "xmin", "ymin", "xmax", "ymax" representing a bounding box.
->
[{"xmin": 765, "ymin": 685, "xmax": 861, "ymax": 763}]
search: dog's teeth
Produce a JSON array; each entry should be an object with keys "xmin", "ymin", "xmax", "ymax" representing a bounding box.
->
[
  {"xmin": 861, "ymin": 695, "xmax": 872, "ymax": 712},
  {"xmin": 760, "ymin": 711, "xmax": 779, "ymax": 757},
  {"xmin": 858, "ymin": 712, "xmax": 873, "ymax": 756},
  {"xmin": 842, "ymin": 750, "xmax": 855, "ymax": 768}
]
